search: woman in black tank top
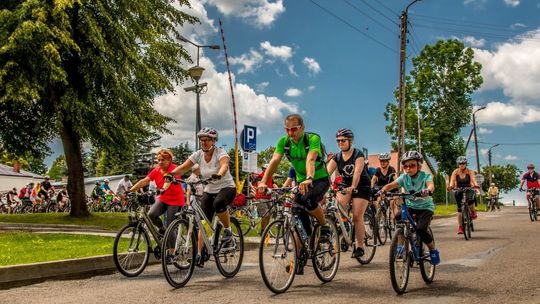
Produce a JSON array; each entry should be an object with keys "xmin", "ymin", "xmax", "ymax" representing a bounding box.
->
[{"xmin": 448, "ymin": 156, "xmax": 480, "ymax": 234}]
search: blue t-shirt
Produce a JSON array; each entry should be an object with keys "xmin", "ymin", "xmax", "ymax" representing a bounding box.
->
[{"xmin": 396, "ymin": 171, "xmax": 434, "ymax": 212}]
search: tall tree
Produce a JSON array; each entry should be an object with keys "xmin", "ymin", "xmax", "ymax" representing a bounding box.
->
[
  {"xmin": 257, "ymin": 146, "xmax": 291, "ymax": 181},
  {"xmin": 169, "ymin": 141, "xmax": 193, "ymax": 164},
  {"xmin": 0, "ymin": 1, "xmax": 197, "ymax": 216},
  {"xmin": 385, "ymin": 39, "xmax": 483, "ymax": 174},
  {"xmin": 47, "ymin": 154, "xmax": 68, "ymax": 180},
  {"xmin": 0, "ymin": 150, "xmax": 47, "ymax": 174},
  {"xmin": 481, "ymin": 164, "xmax": 521, "ymax": 194}
]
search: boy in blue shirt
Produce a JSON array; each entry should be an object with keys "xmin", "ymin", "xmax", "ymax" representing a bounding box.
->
[{"xmin": 379, "ymin": 151, "xmax": 440, "ymax": 265}]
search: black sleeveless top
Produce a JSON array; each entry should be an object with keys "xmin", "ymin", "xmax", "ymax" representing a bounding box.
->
[
  {"xmin": 375, "ymin": 166, "xmax": 397, "ymax": 187},
  {"xmin": 335, "ymin": 148, "xmax": 371, "ymax": 189},
  {"xmin": 456, "ymin": 171, "xmax": 471, "ymax": 188}
]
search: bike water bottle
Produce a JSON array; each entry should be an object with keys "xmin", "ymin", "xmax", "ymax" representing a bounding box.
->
[{"xmin": 295, "ymin": 215, "xmax": 308, "ymax": 242}]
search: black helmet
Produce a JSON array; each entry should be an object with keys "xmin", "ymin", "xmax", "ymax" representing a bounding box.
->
[{"xmin": 335, "ymin": 128, "xmax": 354, "ymax": 139}]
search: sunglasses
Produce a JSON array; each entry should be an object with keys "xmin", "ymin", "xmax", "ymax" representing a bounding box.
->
[
  {"xmin": 458, "ymin": 163, "xmax": 467, "ymax": 165},
  {"xmin": 528, "ymin": 167, "xmax": 535, "ymax": 169},
  {"xmin": 284, "ymin": 125, "xmax": 301, "ymax": 132},
  {"xmin": 403, "ymin": 163, "xmax": 417, "ymax": 169},
  {"xmin": 336, "ymin": 139, "xmax": 349, "ymax": 143},
  {"xmin": 199, "ymin": 138, "xmax": 213, "ymax": 143}
]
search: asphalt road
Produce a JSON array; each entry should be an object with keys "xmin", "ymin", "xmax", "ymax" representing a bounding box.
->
[{"xmin": 3, "ymin": 207, "xmax": 540, "ymax": 304}]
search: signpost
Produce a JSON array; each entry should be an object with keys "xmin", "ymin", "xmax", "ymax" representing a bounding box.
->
[
  {"xmin": 241, "ymin": 125, "xmax": 257, "ymax": 152},
  {"xmin": 242, "ymin": 151, "xmax": 258, "ymax": 173}
]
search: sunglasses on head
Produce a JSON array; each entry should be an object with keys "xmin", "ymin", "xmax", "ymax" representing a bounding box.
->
[
  {"xmin": 284, "ymin": 125, "xmax": 301, "ymax": 132},
  {"xmin": 403, "ymin": 163, "xmax": 417, "ymax": 169},
  {"xmin": 336, "ymin": 139, "xmax": 349, "ymax": 143},
  {"xmin": 528, "ymin": 167, "xmax": 535, "ymax": 169}
]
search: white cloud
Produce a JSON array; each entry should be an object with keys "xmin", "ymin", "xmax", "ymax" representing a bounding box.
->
[
  {"xmin": 478, "ymin": 127, "xmax": 493, "ymax": 134},
  {"xmin": 203, "ymin": 0, "xmax": 285, "ymax": 28},
  {"xmin": 256, "ymin": 81, "xmax": 269, "ymax": 92},
  {"xmin": 504, "ymin": 0, "xmax": 520, "ymax": 7},
  {"xmin": 285, "ymin": 88, "xmax": 302, "ymax": 97},
  {"xmin": 510, "ymin": 23, "xmax": 526, "ymax": 29},
  {"xmin": 288, "ymin": 64, "xmax": 298, "ymax": 76},
  {"xmin": 302, "ymin": 57, "xmax": 322, "ymax": 75},
  {"xmin": 308, "ymin": 85, "xmax": 316, "ymax": 91},
  {"xmin": 474, "ymin": 29, "xmax": 540, "ymax": 102},
  {"xmin": 229, "ymin": 49, "xmax": 263, "ymax": 74},
  {"xmin": 475, "ymin": 101, "xmax": 540, "ymax": 126},
  {"xmin": 462, "ymin": 36, "xmax": 486, "ymax": 48},
  {"xmin": 464, "ymin": 0, "xmax": 487, "ymax": 7},
  {"xmin": 259, "ymin": 41, "xmax": 293, "ymax": 60},
  {"xmin": 504, "ymin": 155, "xmax": 518, "ymax": 160}
]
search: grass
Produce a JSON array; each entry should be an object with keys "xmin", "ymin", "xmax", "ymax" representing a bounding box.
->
[
  {"xmin": 0, "ymin": 232, "xmax": 114, "ymax": 266},
  {"xmin": 0, "ymin": 213, "xmax": 129, "ymax": 231},
  {"xmin": 434, "ymin": 203, "xmax": 490, "ymax": 217}
]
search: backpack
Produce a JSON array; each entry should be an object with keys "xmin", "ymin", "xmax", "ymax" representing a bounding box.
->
[{"xmin": 283, "ymin": 132, "xmax": 327, "ymax": 169}]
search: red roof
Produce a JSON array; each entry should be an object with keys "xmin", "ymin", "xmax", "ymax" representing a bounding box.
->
[{"xmin": 367, "ymin": 152, "xmax": 399, "ymax": 169}]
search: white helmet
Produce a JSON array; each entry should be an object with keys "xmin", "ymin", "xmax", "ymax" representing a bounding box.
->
[
  {"xmin": 104, "ymin": 179, "xmax": 110, "ymax": 183},
  {"xmin": 401, "ymin": 151, "xmax": 423, "ymax": 164},
  {"xmin": 197, "ymin": 127, "xmax": 218, "ymax": 140},
  {"xmin": 379, "ymin": 153, "xmax": 391, "ymax": 161}
]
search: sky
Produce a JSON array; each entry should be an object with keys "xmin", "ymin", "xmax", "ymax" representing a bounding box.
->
[{"xmin": 45, "ymin": 0, "xmax": 540, "ymax": 204}]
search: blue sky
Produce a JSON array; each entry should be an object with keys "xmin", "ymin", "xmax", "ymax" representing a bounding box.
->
[{"xmin": 45, "ymin": 0, "xmax": 540, "ymax": 204}]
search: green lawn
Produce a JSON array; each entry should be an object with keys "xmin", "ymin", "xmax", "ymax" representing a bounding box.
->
[
  {"xmin": 0, "ymin": 213, "xmax": 128, "ymax": 231},
  {"xmin": 0, "ymin": 232, "xmax": 114, "ymax": 266},
  {"xmin": 434, "ymin": 203, "xmax": 489, "ymax": 216}
]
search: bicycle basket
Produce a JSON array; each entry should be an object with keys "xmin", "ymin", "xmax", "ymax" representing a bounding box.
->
[{"xmin": 232, "ymin": 193, "xmax": 246, "ymax": 207}]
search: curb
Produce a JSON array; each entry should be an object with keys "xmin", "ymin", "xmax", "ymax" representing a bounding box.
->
[{"xmin": 0, "ymin": 223, "xmax": 113, "ymax": 234}]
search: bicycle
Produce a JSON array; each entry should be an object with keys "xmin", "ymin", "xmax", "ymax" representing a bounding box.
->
[
  {"xmin": 378, "ymin": 192, "xmax": 397, "ymax": 242},
  {"xmin": 487, "ymin": 196, "xmax": 499, "ymax": 212},
  {"xmin": 160, "ymin": 177, "xmax": 244, "ymax": 288},
  {"xmin": 383, "ymin": 191, "xmax": 436, "ymax": 295},
  {"xmin": 452, "ymin": 187, "xmax": 477, "ymax": 240},
  {"xmin": 112, "ymin": 190, "xmax": 163, "ymax": 277},
  {"xmin": 523, "ymin": 188, "xmax": 539, "ymax": 222},
  {"xmin": 325, "ymin": 188, "xmax": 376, "ymax": 264},
  {"xmin": 259, "ymin": 187, "xmax": 340, "ymax": 294},
  {"xmin": 230, "ymin": 196, "xmax": 280, "ymax": 236}
]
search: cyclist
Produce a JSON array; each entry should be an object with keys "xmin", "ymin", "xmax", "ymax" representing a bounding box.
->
[
  {"xmin": 130, "ymin": 148, "xmax": 185, "ymax": 237},
  {"xmin": 168, "ymin": 127, "xmax": 236, "ymax": 267},
  {"xmin": 519, "ymin": 164, "xmax": 540, "ymax": 211},
  {"xmin": 101, "ymin": 179, "xmax": 114, "ymax": 194},
  {"xmin": 38, "ymin": 175, "xmax": 55, "ymax": 202},
  {"xmin": 448, "ymin": 156, "xmax": 480, "ymax": 235},
  {"xmin": 488, "ymin": 183, "xmax": 500, "ymax": 211},
  {"xmin": 257, "ymin": 114, "xmax": 331, "ymax": 274},
  {"xmin": 91, "ymin": 181, "xmax": 106, "ymax": 204},
  {"xmin": 56, "ymin": 186, "xmax": 69, "ymax": 211},
  {"xmin": 116, "ymin": 175, "xmax": 132, "ymax": 207},
  {"xmin": 378, "ymin": 151, "xmax": 440, "ymax": 265},
  {"xmin": 326, "ymin": 128, "xmax": 371, "ymax": 258},
  {"xmin": 371, "ymin": 152, "xmax": 398, "ymax": 210}
]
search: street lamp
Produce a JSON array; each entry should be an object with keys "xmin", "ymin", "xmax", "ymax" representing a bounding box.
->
[
  {"xmin": 179, "ymin": 35, "xmax": 220, "ymax": 150},
  {"xmin": 488, "ymin": 144, "xmax": 500, "ymax": 186},
  {"xmin": 472, "ymin": 106, "xmax": 486, "ymax": 173}
]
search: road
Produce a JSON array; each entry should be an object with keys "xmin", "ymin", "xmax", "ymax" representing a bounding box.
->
[{"xmin": 3, "ymin": 207, "xmax": 540, "ymax": 304}]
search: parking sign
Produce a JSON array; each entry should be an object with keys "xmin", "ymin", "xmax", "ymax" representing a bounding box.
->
[{"xmin": 242, "ymin": 125, "xmax": 257, "ymax": 151}]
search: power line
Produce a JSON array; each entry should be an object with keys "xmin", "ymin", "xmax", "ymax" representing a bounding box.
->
[
  {"xmin": 478, "ymin": 141, "xmax": 540, "ymax": 146},
  {"xmin": 309, "ymin": 0, "xmax": 398, "ymax": 53},
  {"xmin": 343, "ymin": 0, "xmax": 398, "ymax": 36},
  {"xmin": 413, "ymin": 23, "xmax": 540, "ymax": 43},
  {"xmin": 373, "ymin": 0, "xmax": 399, "ymax": 17},
  {"xmin": 358, "ymin": 0, "xmax": 399, "ymax": 26},
  {"xmin": 410, "ymin": 13, "xmax": 538, "ymax": 31}
]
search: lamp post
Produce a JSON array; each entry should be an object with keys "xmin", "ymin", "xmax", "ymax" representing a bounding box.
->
[
  {"xmin": 179, "ymin": 35, "xmax": 220, "ymax": 150},
  {"xmin": 472, "ymin": 106, "xmax": 486, "ymax": 174},
  {"xmin": 488, "ymin": 144, "xmax": 499, "ymax": 186}
]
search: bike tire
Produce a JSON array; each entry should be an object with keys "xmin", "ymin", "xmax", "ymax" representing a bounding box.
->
[
  {"xmin": 259, "ymin": 219, "xmax": 297, "ymax": 294},
  {"xmin": 419, "ymin": 228, "xmax": 436, "ymax": 283},
  {"xmin": 161, "ymin": 218, "xmax": 196, "ymax": 288},
  {"xmin": 389, "ymin": 227, "xmax": 410, "ymax": 295},
  {"xmin": 232, "ymin": 207, "xmax": 253, "ymax": 236},
  {"xmin": 529, "ymin": 200, "xmax": 536, "ymax": 222},
  {"xmin": 311, "ymin": 216, "xmax": 340, "ymax": 283},
  {"xmin": 376, "ymin": 208, "xmax": 388, "ymax": 245},
  {"xmin": 109, "ymin": 203, "xmax": 122, "ymax": 213},
  {"xmin": 46, "ymin": 202, "xmax": 57, "ymax": 213},
  {"xmin": 357, "ymin": 212, "xmax": 377, "ymax": 264},
  {"xmin": 214, "ymin": 217, "xmax": 244, "ymax": 278},
  {"xmin": 462, "ymin": 210, "xmax": 471, "ymax": 240},
  {"xmin": 113, "ymin": 223, "xmax": 151, "ymax": 277}
]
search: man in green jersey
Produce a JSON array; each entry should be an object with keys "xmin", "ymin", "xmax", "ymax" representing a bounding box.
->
[{"xmin": 258, "ymin": 114, "xmax": 331, "ymax": 244}]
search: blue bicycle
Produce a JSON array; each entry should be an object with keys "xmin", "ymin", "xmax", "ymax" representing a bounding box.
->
[{"xmin": 384, "ymin": 191, "xmax": 436, "ymax": 295}]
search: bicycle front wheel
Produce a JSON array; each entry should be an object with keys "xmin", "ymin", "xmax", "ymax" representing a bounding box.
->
[
  {"xmin": 462, "ymin": 210, "xmax": 472, "ymax": 240},
  {"xmin": 232, "ymin": 207, "xmax": 253, "ymax": 236},
  {"xmin": 376, "ymin": 208, "xmax": 388, "ymax": 245},
  {"xmin": 419, "ymin": 228, "xmax": 436, "ymax": 284},
  {"xmin": 259, "ymin": 219, "xmax": 297, "ymax": 294},
  {"xmin": 389, "ymin": 227, "xmax": 410, "ymax": 295},
  {"xmin": 113, "ymin": 223, "xmax": 151, "ymax": 277},
  {"xmin": 161, "ymin": 218, "xmax": 196, "ymax": 288},
  {"xmin": 357, "ymin": 212, "xmax": 377, "ymax": 264},
  {"xmin": 311, "ymin": 217, "xmax": 340, "ymax": 283},
  {"xmin": 215, "ymin": 217, "xmax": 244, "ymax": 278}
]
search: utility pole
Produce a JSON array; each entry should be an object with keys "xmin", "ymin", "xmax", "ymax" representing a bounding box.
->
[
  {"xmin": 488, "ymin": 144, "xmax": 499, "ymax": 186},
  {"xmin": 472, "ymin": 106, "xmax": 486, "ymax": 173},
  {"xmin": 397, "ymin": 0, "xmax": 420, "ymax": 171}
]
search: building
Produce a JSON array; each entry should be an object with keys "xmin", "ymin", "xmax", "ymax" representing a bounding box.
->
[{"xmin": 0, "ymin": 163, "xmax": 45, "ymax": 192}]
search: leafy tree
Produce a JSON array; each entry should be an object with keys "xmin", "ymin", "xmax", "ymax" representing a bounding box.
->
[
  {"xmin": 432, "ymin": 171, "xmax": 447, "ymax": 205},
  {"xmin": 82, "ymin": 148, "xmax": 99, "ymax": 177},
  {"xmin": 385, "ymin": 39, "xmax": 483, "ymax": 174},
  {"xmin": 48, "ymin": 155, "xmax": 68, "ymax": 180},
  {"xmin": 169, "ymin": 142, "xmax": 193, "ymax": 164},
  {"xmin": 0, "ymin": 150, "xmax": 46, "ymax": 174},
  {"xmin": 1, "ymin": 1, "xmax": 197, "ymax": 216},
  {"xmin": 257, "ymin": 146, "xmax": 291, "ymax": 183},
  {"xmin": 481, "ymin": 164, "xmax": 521, "ymax": 193}
]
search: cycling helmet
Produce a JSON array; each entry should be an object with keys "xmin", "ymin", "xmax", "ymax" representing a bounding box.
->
[
  {"xmin": 335, "ymin": 128, "xmax": 354, "ymax": 139},
  {"xmin": 95, "ymin": 181, "xmax": 100, "ymax": 185},
  {"xmin": 44, "ymin": 175, "xmax": 50, "ymax": 179},
  {"xmin": 197, "ymin": 127, "xmax": 218, "ymax": 140},
  {"xmin": 527, "ymin": 163, "xmax": 535, "ymax": 169},
  {"xmin": 104, "ymin": 179, "xmax": 110, "ymax": 183},
  {"xmin": 400, "ymin": 151, "xmax": 423, "ymax": 164},
  {"xmin": 456, "ymin": 156, "xmax": 468, "ymax": 164},
  {"xmin": 379, "ymin": 153, "xmax": 391, "ymax": 161}
]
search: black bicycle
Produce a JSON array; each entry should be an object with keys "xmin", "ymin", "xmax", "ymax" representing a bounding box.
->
[
  {"xmin": 523, "ymin": 188, "xmax": 539, "ymax": 222},
  {"xmin": 383, "ymin": 191, "xmax": 436, "ymax": 295},
  {"xmin": 452, "ymin": 187, "xmax": 477, "ymax": 240}
]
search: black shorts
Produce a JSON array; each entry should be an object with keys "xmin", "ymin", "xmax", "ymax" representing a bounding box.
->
[
  {"xmin": 352, "ymin": 187, "xmax": 370, "ymax": 200},
  {"xmin": 455, "ymin": 189, "xmax": 476, "ymax": 212},
  {"xmin": 294, "ymin": 177, "xmax": 330, "ymax": 211},
  {"xmin": 200, "ymin": 187, "xmax": 236, "ymax": 221}
]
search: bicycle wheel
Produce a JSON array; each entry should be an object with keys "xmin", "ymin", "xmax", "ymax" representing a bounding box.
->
[
  {"xmin": 389, "ymin": 227, "xmax": 410, "ymax": 295},
  {"xmin": 161, "ymin": 218, "xmax": 196, "ymax": 288},
  {"xmin": 259, "ymin": 219, "xmax": 297, "ymax": 294},
  {"xmin": 113, "ymin": 223, "xmax": 151, "ymax": 277},
  {"xmin": 109, "ymin": 203, "xmax": 122, "ymax": 213},
  {"xmin": 529, "ymin": 200, "xmax": 536, "ymax": 222},
  {"xmin": 462, "ymin": 210, "xmax": 471, "ymax": 240},
  {"xmin": 376, "ymin": 208, "xmax": 388, "ymax": 245},
  {"xmin": 357, "ymin": 212, "xmax": 377, "ymax": 264},
  {"xmin": 214, "ymin": 217, "xmax": 244, "ymax": 278},
  {"xmin": 311, "ymin": 217, "xmax": 340, "ymax": 283},
  {"xmin": 46, "ymin": 202, "xmax": 57, "ymax": 213},
  {"xmin": 419, "ymin": 228, "xmax": 436, "ymax": 283},
  {"xmin": 233, "ymin": 207, "xmax": 253, "ymax": 236}
]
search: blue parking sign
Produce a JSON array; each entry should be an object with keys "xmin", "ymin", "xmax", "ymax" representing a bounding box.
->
[{"xmin": 242, "ymin": 125, "xmax": 257, "ymax": 151}]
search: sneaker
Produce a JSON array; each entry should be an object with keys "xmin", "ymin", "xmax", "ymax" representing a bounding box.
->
[
  {"xmin": 195, "ymin": 254, "xmax": 204, "ymax": 268},
  {"xmin": 429, "ymin": 249, "xmax": 440, "ymax": 265},
  {"xmin": 353, "ymin": 247, "xmax": 365, "ymax": 258},
  {"xmin": 471, "ymin": 211, "xmax": 477, "ymax": 220},
  {"xmin": 221, "ymin": 228, "xmax": 233, "ymax": 247},
  {"xmin": 319, "ymin": 225, "xmax": 331, "ymax": 243},
  {"xmin": 457, "ymin": 226, "xmax": 464, "ymax": 234}
]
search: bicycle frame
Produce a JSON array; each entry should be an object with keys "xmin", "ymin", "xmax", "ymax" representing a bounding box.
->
[{"xmin": 326, "ymin": 193, "xmax": 354, "ymax": 247}]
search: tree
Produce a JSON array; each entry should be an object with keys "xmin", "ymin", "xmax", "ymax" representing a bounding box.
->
[
  {"xmin": 169, "ymin": 142, "xmax": 193, "ymax": 165},
  {"xmin": 0, "ymin": 150, "xmax": 47, "ymax": 175},
  {"xmin": 257, "ymin": 146, "xmax": 291, "ymax": 183},
  {"xmin": 385, "ymin": 39, "xmax": 483, "ymax": 174},
  {"xmin": 48, "ymin": 155, "xmax": 68, "ymax": 180},
  {"xmin": 481, "ymin": 164, "xmax": 521, "ymax": 194},
  {"xmin": 1, "ymin": 1, "xmax": 197, "ymax": 216},
  {"xmin": 432, "ymin": 172, "xmax": 447, "ymax": 205}
]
